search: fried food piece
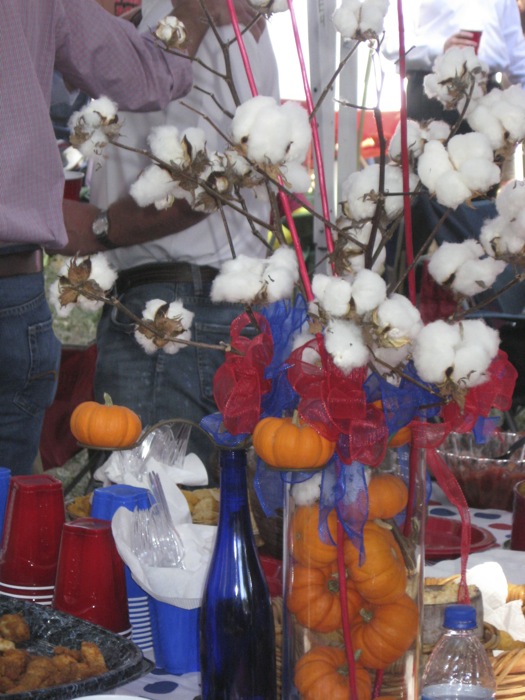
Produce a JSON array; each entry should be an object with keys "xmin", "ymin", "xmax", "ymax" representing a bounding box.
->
[
  {"xmin": 0, "ymin": 638, "xmax": 15, "ymax": 652},
  {"xmin": 0, "ymin": 648, "xmax": 29, "ymax": 683},
  {"xmin": 8, "ymin": 656, "xmax": 59, "ymax": 691},
  {"xmin": 0, "ymin": 614, "xmax": 30, "ymax": 643},
  {"xmin": 79, "ymin": 641, "xmax": 108, "ymax": 675},
  {"xmin": 66, "ymin": 494, "xmax": 92, "ymax": 519}
]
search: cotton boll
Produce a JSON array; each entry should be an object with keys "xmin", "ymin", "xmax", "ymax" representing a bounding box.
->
[
  {"xmin": 181, "ymin": 127, "xmax": 207, "ymax": 159},
  {"xmin": 413, "ymin": 320, "xmax": 460, "ymax": 384},
  {"xmin": 130, "ymin": 164, "xmax": 178, "ymax": 207},
  {"xmin": 264, "ymin": 251, "xmax": 299, "ymax": 302},
  {"xmin": 389, "ymin": 119, "xmax": 424, "ymax": 161},
  {"xmin": 428, "ymin": 239, "xmax": 484, "ymax": 284},
  {"xmin": 447, "ymin": 132, "xmax": 493, "ymax": 169},
  {"xmin": 332, "ymin": 0, "xmax": 360, "ymax": 38},
  {"xmin": 417, "ymin": 141, "xmax": 454, "ymax": 192},
  {"xmin": 383, "ymin": 165, "xmax": 419, "ymax": 219},
  {"xmin": 491, "ymin": 98, "xmax": 525, "ymax": 142},
  {"xmin": 452, "ymin": 256, "xmax": 507, "ymax": 296},
  {"xmin": 268, "ymin": 246, "xmax": 299, "ymax": 275},
  {"xmin": 479, "ymin": 215, "xmax": 507, "ymax": 256},
  {"xmin": 281, "ymin": 161, "xmax": 312, "ymax": 192},
  {"xmin": 499, "ymin": 227, "xmax": 525, "ymax": 256},
  {"xmin": 495, "ymin": 180, "xmax": 525, "ymax": 218},
  {"xmin": 434, "ymin": 170, "xmax": 473, "ymax": 209},
  {"xmin": 210, "ymin": 255, "xmax": 265, "ymax": 303},
  {"xmin": 147, "ymin": 125, "xmax": 185, "ymax": 164},
  {"xmin": 466, "ymin": 104, "xmax": 506, "ymax": 150},
  {"xmin": 231, "ymin": 95, "xmax": 279, "ymax": 145},
  {"xmin": 351, "ymin": 268, "xmax": 387, "ymax": 315},
  {"xmin": 290, "ymin": 472, "xmax": 323, "ymax": 506},
  {"xmin": 458, "ymin": 158, "xmax": 500, "ymax": 194},
  {"xmin": 48, "ymin": 280, "xmax": 75, "ymax": 318},
  {"xmin": 247, "ymin": 104, "xmax": 292, "ymax": 164},
  {"xmin": 312, "ymin": 274, "xmax": 352, "ymax": 317},
  {"xmin": 341, "ymin": 165, "xmax": 381, "ymax": 220},
  {"xmin": 324, "ymin": 319, "xmax": 369, "ymax": 373},
  {"xmin": 292, "ymin": 333, "xmax": 321, "ymax": 366},
  {"xmin": 461, "ymin": 319, "xmax": 500, "ymax": 359},
  {"xmin": 376, "ymin": 293, "xmax": 423, "ymax": 342},
  {"xmin": 422, "ymin": 120, "xmax": 452, "ymax": 142},
  {"xmin": 359, "ymin": 0, "xmax": 390, "ymax": 36},
  {"xmin": 88, "ymin": 253, "xmax": 118, "ymax": 291},
  {"xmin": 280, "ymin": 101, "xmax": 312, "ymax": 163},
  {"xmin": 452, "ymin": 345, "xmax": 492, "ymax": 387}
]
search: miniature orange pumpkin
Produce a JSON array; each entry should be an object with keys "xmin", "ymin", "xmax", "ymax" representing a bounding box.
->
[
  {"xmin": 294, "ymin": 646, "xmax": 372, "ymax": 700},
  {"xmin": 343, "ymin": 521, "xmax": 407, "ymax": 604},
  {"xmin": 70, "ymin": 393, "xmax": 142, "ymax": 448},
  {"xmin": 252, "ymin": 413, "xmax": 336, "ymax": 470},
  {"xmin": 351, "ymin": 594, "xmax": 419, "ymax": 669},
  {"xmin": 367, "ymin": 472, "xmax": 409, "ymax": 520},
  {"xmin": 290, "ymin": 504, "xmax": 338, "ymax": 568},
  {"xmin": 287, "ymin": 562, "xmax": 363, "ymax": 633}
]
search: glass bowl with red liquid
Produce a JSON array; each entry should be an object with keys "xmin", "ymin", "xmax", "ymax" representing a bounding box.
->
[{"xmin": 437, "ymin": 431, "xmax": 525, "ymax": 511}]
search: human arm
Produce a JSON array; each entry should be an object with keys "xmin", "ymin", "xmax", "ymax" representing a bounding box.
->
[
  {"xmin": 60, "ymin": 197, "xmax": 207, "ymax": 256},
  {"xmin": 54, "ymin": 0, "xmax": 193, "ymax": 112}
]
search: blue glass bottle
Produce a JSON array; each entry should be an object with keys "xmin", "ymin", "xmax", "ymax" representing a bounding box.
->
[{"xmin": 200, "ymin": 448, "xmax": 276, "ymax": 699}]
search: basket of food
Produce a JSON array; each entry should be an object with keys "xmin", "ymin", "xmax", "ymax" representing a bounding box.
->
[{"xmin": 436, "ymin": 432, "xmax": 525, "ymax": 510}]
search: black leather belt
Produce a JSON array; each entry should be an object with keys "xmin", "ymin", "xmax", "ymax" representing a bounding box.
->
[
  {"xmin": 0, "ymin": 248, "xmax": 43, "ymax": 277},
  {"xmin": 116, "ymin": 262, "xmax": 218, "ymax": 294}
]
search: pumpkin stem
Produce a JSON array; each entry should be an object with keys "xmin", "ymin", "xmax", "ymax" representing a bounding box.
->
[
  {"xmin": 103, "ymin": 392, "xmax": 114, "ymax": 407},
  {"xmin": 291, "ymin": 409, "xmax": 301, "ymax": 428},
  {"xmin": 358, "ymin": 606, "xmax": 374, "ymax": 624}
]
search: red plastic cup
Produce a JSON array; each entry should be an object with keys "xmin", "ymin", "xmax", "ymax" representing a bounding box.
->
[
  {"xmin": 462, "ymin": 29, "xmax": 482, "ymax": 54},
  {"xmin": 53, "ymin": 518, "xmax": 130, "ymax": 635},
  {"xmin": 0, "ymin": 475, "xmax": 65, "ymax": 597},
  {"xmin": 63, "ymin": 170, "xmax": 84, "ymax": 200},
  {"xmin": 511, "ymin": 480, "xmax": 525, "ymax": 551}
]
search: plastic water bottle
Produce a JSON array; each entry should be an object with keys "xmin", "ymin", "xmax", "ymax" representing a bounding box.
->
[
  {"xmin": 422, "ymin": 604, "xmax": 496, "ymax": 700},
  {"xmin": 200, "ymin": 448, "xmax": 276, "ymax": 699}
]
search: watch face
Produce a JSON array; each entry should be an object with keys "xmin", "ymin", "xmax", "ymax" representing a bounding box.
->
[{"xmin": 93, "ymin": 212, "xmax": 109, "ymax": 237}]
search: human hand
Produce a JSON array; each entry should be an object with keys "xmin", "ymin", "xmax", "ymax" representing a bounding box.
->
[{"xmin": 443, "ymin": 30, "xmax": 481, "ymax": 53}]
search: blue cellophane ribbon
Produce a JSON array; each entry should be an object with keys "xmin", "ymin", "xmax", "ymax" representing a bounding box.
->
[
  {"xmin": 364, "ymin": 362, "xmax": 441, "ymax": 436},
  {"xmin": 319, "ymin": 456, "xmax": 368, "ymax": 563},
  {"xmin": 260, "ymin": 295, "xmax": 307, "ymax": 419}
]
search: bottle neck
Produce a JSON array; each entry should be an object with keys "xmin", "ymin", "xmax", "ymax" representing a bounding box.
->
[{"xmin": 218, "ymin": 449, "xmax": 249, "ymax": 514}]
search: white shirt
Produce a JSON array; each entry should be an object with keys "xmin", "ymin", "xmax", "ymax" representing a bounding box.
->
[
  {"xmin": 383, "ymin": 0, "xmax": 525, "ymax": 87},
  {"xmin": 89, "ymin": 0, "xmax": 280, "ymax": 270}
]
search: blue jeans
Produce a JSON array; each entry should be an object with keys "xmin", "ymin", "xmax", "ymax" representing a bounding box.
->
[
  {"xmin": 0, "ymin": 273, "xmax": 61, "ymax": 475},
  {"xmin": 95, "ymin": 272, "xmax": 243, "ymax": 484}
]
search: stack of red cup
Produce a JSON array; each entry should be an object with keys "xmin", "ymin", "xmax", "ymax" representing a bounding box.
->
[{"xmin": 0, "ymin": 474, "xmax": 65, "ymax": 605}]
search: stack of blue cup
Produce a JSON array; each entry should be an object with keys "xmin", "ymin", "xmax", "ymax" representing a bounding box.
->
[
  {"xmin": 91, "ymin": 484, "xmax": 154, "ymax": 656},
  {"xmin": 0, "ymin": 467, "xmax": 12, "ymax": 544}
]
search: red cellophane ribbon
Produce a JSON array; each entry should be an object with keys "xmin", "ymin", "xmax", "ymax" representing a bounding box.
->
[
  {"xmin": 442, "ymin": 350, "xmax": 517, "ymax": 432},
  {"xmin": 287, "ymin": 338, "xmax": 388, "ymax": 466},
  {"xmin": 213, "ymin": 312, "xmax": 274, "ymax": 435}
]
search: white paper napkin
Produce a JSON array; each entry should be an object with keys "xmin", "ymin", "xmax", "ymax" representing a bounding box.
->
[
  {"xmin": 426, "ymin": 557, "xmax": 525, "ymax": 644},
  {"xmin": 112, "ymin": 505, "xmax": 216, "ymax": 610}
]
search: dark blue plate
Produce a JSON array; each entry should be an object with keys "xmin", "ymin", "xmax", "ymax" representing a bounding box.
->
[{"xmin": 0, "ymin": 595, "xmax": 152, "ymax": 699}]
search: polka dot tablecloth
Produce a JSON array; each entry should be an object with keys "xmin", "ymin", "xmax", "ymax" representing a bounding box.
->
[
  {"xmin": 113, "ymin": 480, "xmax": 515, "ymax": 699},
  {"xmin": 428, "ymin": 481, "xmax": 513, "ymax": 549}
]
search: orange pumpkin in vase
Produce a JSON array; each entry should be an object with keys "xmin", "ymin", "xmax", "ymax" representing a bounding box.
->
[{"xmin": 283, "ymin": 448, "xmax": 425, "ymax": 700}]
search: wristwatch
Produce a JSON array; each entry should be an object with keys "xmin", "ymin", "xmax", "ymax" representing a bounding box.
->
[{"xmin": 92, "ymin": 209, "xmax": 117, "ymax": 249}]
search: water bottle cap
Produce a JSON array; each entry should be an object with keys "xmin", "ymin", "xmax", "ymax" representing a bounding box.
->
[{"xmin": 443, "ymin": 604, "xmax": 477, "ymax": 630}]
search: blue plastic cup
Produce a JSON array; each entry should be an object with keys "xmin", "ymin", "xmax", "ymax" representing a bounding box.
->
[
  {"xmin": 91, "ymin": 484, "xmax": 154, "ymax": 653},
  {"xmin": 0, "ymin": 468, "xmax": 11, "ymax": 545},
  {"xmin": 149, "ymin": 598, "xmax": 200, "ymax": 674}
]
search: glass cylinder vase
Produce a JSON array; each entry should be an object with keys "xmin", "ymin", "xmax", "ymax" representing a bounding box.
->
[
  {"xmin": 281, "ymin": 446, "xmax": 427, "ymax": 699},
  {"xmin": 200, "ymin": 447, "xmax": 277, "ymax": 699}
]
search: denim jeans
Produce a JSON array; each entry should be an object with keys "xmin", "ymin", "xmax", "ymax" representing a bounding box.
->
[
  {"xmin": 0, "ymin": 272, "xmax": 61, "ymax": 475},
  {"xmin": 95, "ymin": 271, "xmax": 243, "ymax": 484}
]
